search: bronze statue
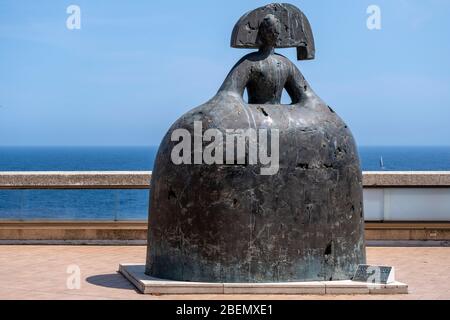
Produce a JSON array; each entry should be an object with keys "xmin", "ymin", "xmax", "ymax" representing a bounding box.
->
[{"xmin": 146, "ymin": 3, "xmax": 366, "ymax": 283}]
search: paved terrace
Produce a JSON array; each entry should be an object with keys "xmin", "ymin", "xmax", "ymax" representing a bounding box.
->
[{"xmin": 0, "ymin": 246, "xmax": 449, "ymax": 300}]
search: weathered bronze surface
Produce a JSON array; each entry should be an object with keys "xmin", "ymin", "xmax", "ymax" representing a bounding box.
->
[{"xmin": 146, "ymin": 3, "xmax": 366, "ymax": 283}]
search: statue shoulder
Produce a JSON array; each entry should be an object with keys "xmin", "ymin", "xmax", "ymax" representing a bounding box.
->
[{"xmin": 274, "ymin": 53, "xmax": 297, "ymax": 66}]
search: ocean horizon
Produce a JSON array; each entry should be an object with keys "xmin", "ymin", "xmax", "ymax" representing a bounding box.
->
[
  {"xmin": 1, "ymin": 146, "xmax": 450, "ymax": 221},
  {"xmin": 2, "ymin": 145, "xmax": 450, "ymax": 171}
]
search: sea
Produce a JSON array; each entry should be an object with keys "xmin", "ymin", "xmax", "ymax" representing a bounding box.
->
[{"xmin": 1, "ymin": 146, "xmax": 450, "ymax": 221}]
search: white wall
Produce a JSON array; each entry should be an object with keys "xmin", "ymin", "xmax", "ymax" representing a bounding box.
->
[{"xmin": 364, "ymin": 188, "xmax": 450, "ymax": 221}]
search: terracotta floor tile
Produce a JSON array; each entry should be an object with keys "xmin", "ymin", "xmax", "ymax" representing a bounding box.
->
[{"xmin": 0, "ymin": 246, "xmax": 449, "ymax": 300}]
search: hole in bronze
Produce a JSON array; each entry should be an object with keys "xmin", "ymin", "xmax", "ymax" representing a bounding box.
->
[{"xmin": 324, "ymin": 241, "xmax": 332, "ymax": 256}]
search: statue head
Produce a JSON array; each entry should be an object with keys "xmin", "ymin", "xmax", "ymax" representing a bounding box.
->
[
  {"xmin": 230, "ymin": 3, "xmax": 315, "ymax": 60},
  {"xmin": 257, "ymin": 14, "xmax": 282, "ymax": 48}
]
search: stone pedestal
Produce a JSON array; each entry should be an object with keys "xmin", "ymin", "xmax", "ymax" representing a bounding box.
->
[{"xmin": 120, "ymin": 264, "xmax": 408, "ymax": 295}]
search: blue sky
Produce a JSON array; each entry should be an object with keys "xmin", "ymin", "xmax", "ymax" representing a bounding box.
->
[{"xmin": 0, "ymin": 0, "xmax": 449, "ymax": 146}]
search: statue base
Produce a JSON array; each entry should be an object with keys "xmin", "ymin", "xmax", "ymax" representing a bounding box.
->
[{"xmin": 119, "ymin": 264, "xmax": 408, "ymax": 295}]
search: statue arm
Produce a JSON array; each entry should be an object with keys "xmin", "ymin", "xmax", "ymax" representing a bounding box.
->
[
  {"xmin": 284, "ymin": 62, "xmax": 308, "ymax": 104},
  {"xmin": 218, "ymin": 57, "xmax": 251, "ymax": 98}
]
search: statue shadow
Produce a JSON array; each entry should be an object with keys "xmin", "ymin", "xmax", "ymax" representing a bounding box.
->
[{"xmin": 86, "ymin": 273, "xmax": 137, "ymax": 292}]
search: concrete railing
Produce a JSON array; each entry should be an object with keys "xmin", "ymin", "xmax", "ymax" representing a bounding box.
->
[
  {"xmin": 1, "ymin": 171, "xmax": 449, "ymax": 243},
  {"xmin": 363, "ymin": 171, "xmax": 450, "ymax": 188},
  {"xmin": 362, "ymin": 172, "xmax": 450, "ymax": 222},
  {"xmin": 2, "ymin": 171, "xmax": 450, "ymax": 189},
  {"xmin": 1, "ymin": 171, "xmax": 450, "ymax": 222},
  {"xmin": 0, "ymin": 171, "xmax": 151, "ymax": 190}
]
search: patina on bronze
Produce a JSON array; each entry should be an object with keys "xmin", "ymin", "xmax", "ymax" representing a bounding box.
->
[{"xmin": 146, "ymin": 3, "xmax": 366, "ymax": 283}]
